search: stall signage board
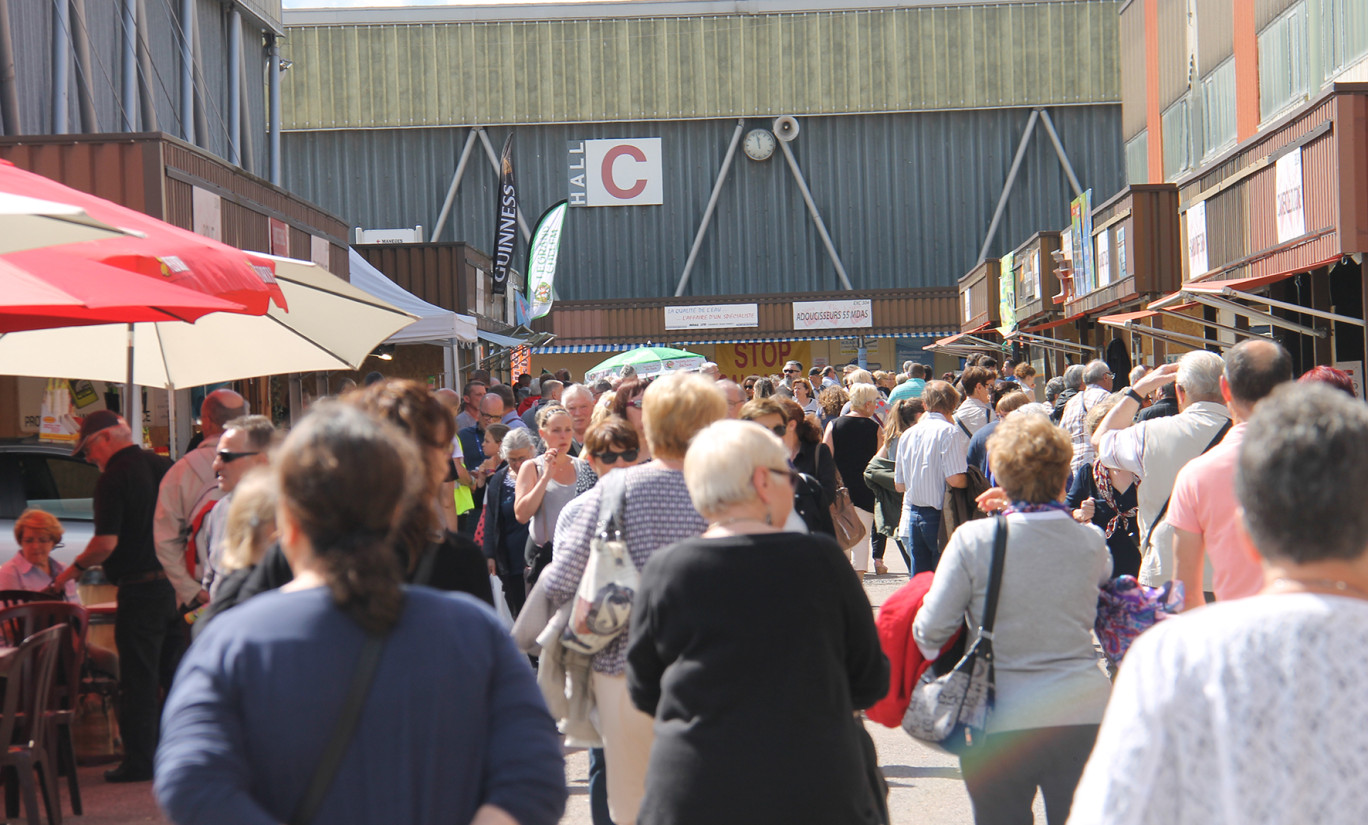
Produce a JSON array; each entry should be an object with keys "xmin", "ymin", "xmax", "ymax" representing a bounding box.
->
[
  {"xmin": 1276, "ymin": 147, "xmax": 1306, "ymax": 244},
  {"xmin": 997, "ymin": 252, "xmax": 1017, "ymax": 336},
  {"xmin": 1096, "ymin": 228, "xmax": 1111, "ymax": 288},
  {"xmin": 714, "ymin": 341, "xmax": 812, "ymax": 383},
  {"xmin": 793, "ymin": 299, "xmax": 873, "ymax": 330},
  {"xmin": 664, "ymin": 303, "xmax": 759, "ymax": 330},
  {"xmin": 1187, "ymin": 201, "xmax": 1209, "ymax": 280}
]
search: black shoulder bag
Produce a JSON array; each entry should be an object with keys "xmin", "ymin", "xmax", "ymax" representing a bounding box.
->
[{"xmin": 289, "ymin": 634, "xmax": 386, "ymax": 825}]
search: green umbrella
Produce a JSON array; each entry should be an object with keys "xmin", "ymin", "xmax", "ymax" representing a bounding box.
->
[{"xmin": 583, "ymin": 346, "xmax": 706, "ymax": 384}]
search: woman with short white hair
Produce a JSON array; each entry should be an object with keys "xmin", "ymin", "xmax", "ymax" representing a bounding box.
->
[{"xmin": 626, "ymin": 420, "xmax": 888, "ymax": 825}]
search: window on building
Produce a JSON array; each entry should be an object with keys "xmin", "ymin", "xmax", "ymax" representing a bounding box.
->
[
  {"xmin": 1319, "ymin": 0, "xmax": 1368, "ymax": 80},
  {"xmin": 1200, "ymin": 59, "xmax": 1238, "ymax": 160},
  {"xmin": 1259, "ymin": 2, "xmax": 1309, "ymax": 122},
  {"xmin": 1161, "ymin": 98, "xmax": 1191, "ymax": 181},
  {"xmin": 1125, "ymin": 131, "xmax": 1149, "ymax": 185}
]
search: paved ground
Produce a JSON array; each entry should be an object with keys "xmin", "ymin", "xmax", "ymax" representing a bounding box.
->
[
  {"xmin": 68, "ymin": 546, "xmax": 1046, "ymax": 825},
  {"xmin": 558, "ymin": 548, "xmax": 1048, "ymax": 825}
]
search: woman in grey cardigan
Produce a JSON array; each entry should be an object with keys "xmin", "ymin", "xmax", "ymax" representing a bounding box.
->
[{"xmin": 913, "ymin": 412, "xmax": 1111, "ymax": 825}]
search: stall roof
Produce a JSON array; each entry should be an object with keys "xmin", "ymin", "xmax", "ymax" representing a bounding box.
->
[{"xmin": 348, "ymin": 248, "xmax": 477, "ymax": 345}]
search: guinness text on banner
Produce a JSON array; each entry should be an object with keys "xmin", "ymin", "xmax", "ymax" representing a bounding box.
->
[{"xmin": 491, "ymin": 134, "xmax": 517, "ymax": 295}]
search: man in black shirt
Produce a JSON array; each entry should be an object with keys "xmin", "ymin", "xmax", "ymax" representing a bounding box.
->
[{"xmin": 51, "ymin": 410, "xmax": 178, "ymax": 783}]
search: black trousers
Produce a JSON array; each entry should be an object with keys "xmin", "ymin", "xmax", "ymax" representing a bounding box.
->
[
  {"xmin": 959, "ymin": 724, "xmax": 1099, "ymax": 825},
  {"xmin": 114, "ymin": 579, "xmax": 184, "ymax": 774}
]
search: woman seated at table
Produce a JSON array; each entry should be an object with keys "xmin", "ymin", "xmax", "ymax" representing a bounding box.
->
[{"xmin": 2, "ymin": 510, "xmax": 79, "ymax": 601}]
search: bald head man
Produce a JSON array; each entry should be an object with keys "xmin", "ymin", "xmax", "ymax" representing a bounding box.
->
[{"xmin": 155, "ymin": 387, "xmax": 251, "ymax": 610}]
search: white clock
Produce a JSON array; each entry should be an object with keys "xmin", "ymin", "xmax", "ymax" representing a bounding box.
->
[{"xmin": 743, "ymin": 129, "xmax": 777, "ymax": 161}]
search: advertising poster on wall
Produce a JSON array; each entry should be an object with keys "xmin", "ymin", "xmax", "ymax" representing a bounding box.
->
[
  {"xmin": 997, "ymin": 252, "xmax": 1017, "ymax": 336},
  {"xmin": 793, "ymin": 299, "xmax": 872, "ymax": 330},
  {"xmin": 1187, "ymin": 201, "xmax": 1209, "ymax": 280},
  {"xmin": 664, "ymin": 303, "xmax": 759, "ymax": 330},
  {"xmin": 1275, "ymin": 147, "xmax": 1306, "ymax": 244},
  {"xmin": 713, "ymin": 341, "xmax": 812, "ymax": 383}
]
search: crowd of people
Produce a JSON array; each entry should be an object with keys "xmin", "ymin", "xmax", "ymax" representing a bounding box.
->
[{"xmin": 8, "ymin": 344, "xmax": 1367, "ymax": 825}]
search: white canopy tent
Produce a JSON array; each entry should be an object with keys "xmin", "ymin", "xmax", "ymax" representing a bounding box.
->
[{"xmin": 348, "ymin": 248, "xmax": 478, "ymax": 388}]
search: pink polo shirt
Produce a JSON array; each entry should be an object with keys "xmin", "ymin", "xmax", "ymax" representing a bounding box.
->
[{"xmin": 1166, "ymin": 423, "xmax": 1265, "ymax": 602}]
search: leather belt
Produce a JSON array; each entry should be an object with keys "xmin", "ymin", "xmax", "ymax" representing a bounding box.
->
[{"xmin": 117, "ymin": 570, "xmax": 168, "ymax": 586}]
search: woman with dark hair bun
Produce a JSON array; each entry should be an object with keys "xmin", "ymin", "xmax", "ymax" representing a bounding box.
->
[{"xmin": 156, "ymin": 404, "xmax": 567, "ymax": 825}]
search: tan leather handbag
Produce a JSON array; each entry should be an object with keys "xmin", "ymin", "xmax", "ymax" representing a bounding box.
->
[{"xmin": 829, "ymin": 467, "xmax": 868, "ymax": 551}]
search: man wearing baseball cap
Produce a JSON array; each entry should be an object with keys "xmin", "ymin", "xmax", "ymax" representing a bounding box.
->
[{"xmin": 52, "ymin": 410, "xmax": 177, "ymax": 783}]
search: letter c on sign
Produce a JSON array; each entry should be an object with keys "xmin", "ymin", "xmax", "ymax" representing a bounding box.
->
[{"xmin": 601, "ymin": 145, "xmax": 648, "ymax": 199}]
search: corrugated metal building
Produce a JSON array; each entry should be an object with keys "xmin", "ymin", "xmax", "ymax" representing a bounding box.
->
[
  {"xmin": 280, "ymin": 0, "xmax": 1127, "ymax": 303},
  {"xmin": 6, "ymin": 0, "xmax": 281, "ymax": 175}
]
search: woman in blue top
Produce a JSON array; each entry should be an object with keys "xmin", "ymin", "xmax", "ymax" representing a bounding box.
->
[{"xmin": 155, "ymin": 404, "xmax": 566, "ymax": 825}]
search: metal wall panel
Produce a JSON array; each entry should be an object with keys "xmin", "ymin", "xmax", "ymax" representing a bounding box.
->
[
  {"xmin": 1196, "ymin": 0, "xmax": 1235, "ymax": 76},
  {"xmin": 281, "ymin": 3, "xmax": 1122, "ymax": 130},
  {"xmin": 283, "ymin": 105, "xmax": 1125, "ymax": 301},
  {"xmin": 1256, "ymin": 0, "xmax": 1301, "ymax": 29},
  {"xmin": 1157, "ymin": 0, "xmax": 1189, "ymax": 110},
  {"xmin": 7, "ymin": 0, "xmax": 270, "ymax": 173},
  {"xmin": 1120, "ymin": 3, "xmax": 1148, "ymax": 140},
  {"xmin": 527, "ymin": 288, "xmax": 958, "ymax": 345}
]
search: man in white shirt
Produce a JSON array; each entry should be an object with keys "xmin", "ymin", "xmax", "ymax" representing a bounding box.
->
[
  {"xmin": 895, "ymin": 381, "xmax": 969, "ymax": 575},
  {"xmin": 1060, "ymin": 359, "xmax": 1114, "ymax": 477},
  {"xmin": 1091, "ymin": 350, "xmax": 1230, "ymax": 587},
  {"xmin": 153, "ymin": 389, "xmax": 246, "ymax": 611},
  {"xmin": 953, "ymin": 366, "xmax": 997, "ymax": 437}
]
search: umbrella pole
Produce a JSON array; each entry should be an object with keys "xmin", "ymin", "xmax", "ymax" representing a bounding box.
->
[{"xmin": 123, "ymin": 323, "xmax": 134, "ymax": 422}]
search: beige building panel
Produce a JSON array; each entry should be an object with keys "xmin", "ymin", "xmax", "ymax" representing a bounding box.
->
[{"xmin": 282, "ymin": 4, "xmax": 1121, "ymax": 129}]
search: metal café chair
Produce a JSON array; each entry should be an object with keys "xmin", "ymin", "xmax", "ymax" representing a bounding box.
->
[
  {"xmin": 0, "ymin": 624, "xmax": 66, "ymax": 825},
  {"xmin": 0, "ymin": 603, "xmax": 90, "ymax": 817}
]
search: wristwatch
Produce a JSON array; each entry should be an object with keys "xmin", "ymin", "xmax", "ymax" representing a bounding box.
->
[{"xmin": 1124, "ymin": 388, "xmax": 1145, "ymax": 405}]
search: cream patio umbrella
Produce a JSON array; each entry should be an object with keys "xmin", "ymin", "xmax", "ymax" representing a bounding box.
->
[
  {"xmin": 0, "ymin": 192, "xmax": 139, "ymax": 254},
  {"xmin": 0, "ymin": 254, "xmax": 416, "ymax": 389}
]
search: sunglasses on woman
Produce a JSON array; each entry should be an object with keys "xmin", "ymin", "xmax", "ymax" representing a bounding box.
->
[{"xmin": 594, "ymin": 447, "xmax": 640, "ymax": 464}]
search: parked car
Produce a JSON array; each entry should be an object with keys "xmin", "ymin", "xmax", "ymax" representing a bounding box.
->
[{"xmin": 0, "ymin": 441, "xmax": 99, "ymax": 567}]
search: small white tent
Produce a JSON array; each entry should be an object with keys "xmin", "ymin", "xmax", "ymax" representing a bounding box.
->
[{"xmin": 347, "ymin": 248, "xmax": 477, "ymax": 346}]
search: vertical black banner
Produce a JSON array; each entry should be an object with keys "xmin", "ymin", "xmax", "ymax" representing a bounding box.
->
[{"xmin": 491, "ymin": 134, "xmax": 517, "ymax": 295}]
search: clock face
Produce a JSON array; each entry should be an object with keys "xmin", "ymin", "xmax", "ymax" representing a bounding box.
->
[{"xmin": 743, "ymin": 129, "xmax": 776, "ymax": 161}]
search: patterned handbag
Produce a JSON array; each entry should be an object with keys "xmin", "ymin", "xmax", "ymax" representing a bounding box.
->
[{"xmin": 902, "ymin": 515, "xmax": 1007, "ymax": 753}]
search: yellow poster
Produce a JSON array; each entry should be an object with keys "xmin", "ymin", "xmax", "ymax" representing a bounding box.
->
[{"xmin": 713, "ymin": 342, "xmax": 812, "ymax": 383}]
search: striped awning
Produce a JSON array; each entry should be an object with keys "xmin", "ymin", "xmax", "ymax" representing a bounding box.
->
[{"xmin": 535, "ymin": 342, "xmax": 645, "ymax": 354}]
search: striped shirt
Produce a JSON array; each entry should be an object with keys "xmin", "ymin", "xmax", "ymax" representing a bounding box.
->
[
  {"xmin": 1061, "ymin": 385, "xmax": 1111, "ymax": 474},
  {"xmin": 545, "ymin": 463, "xmax": 707, "ymax": 676},
  {"xmin": 894, "ymin": 412, "xmax": 969, "ymax": 528}
]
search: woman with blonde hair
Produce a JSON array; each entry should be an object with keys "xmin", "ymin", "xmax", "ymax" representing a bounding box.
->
[
  {"xmin": 2, "ymin": 509, "xmax": 79, "ymax": 601},
  {"xmin": 192, "ymin": 469, "xmax": 277, "ymax": 636},
  {"xmin": 516, "ymin": 404, "xmax": 596, "ymax": 587},
  {"xmin": 626, "ymin": 420, "xmax": 887, "ymax": 825},
  {"xmin": 914, "ymin": 413, "xmax": 1111, "ymax": 825},
  {"xmin": 541, "ymin": 373, "xmax": 726, "ymax": 825}
]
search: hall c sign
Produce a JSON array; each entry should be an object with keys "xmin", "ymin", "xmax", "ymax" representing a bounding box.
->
[{"xmin": 568, "ymin": 138, "xmax": 663, "ymax": 207}]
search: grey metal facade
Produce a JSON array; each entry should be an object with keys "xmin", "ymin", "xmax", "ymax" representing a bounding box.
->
[
  {"xmin": 8, "ymin": 0, "xmax": 270, "ymax": 174},
  {"xmin": 283, "ymin": 105, "xmax": 1124, "ymax": 300}
]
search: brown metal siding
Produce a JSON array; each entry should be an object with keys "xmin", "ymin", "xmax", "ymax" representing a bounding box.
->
[
  {"xmin": 0, "ymin": 133, "xmax": 349, "ymax": 277},
  {"xmin": 354, "ymin": 243, "xmax": 498, "ymax": 321},
  {"xmin": 527, "ymin": 288, "xmax": 957, "ymax": 346},
  {"xmin": 958, "ymin": 261, "xmax": 1001, "ymax": 332},
  {"xmin": 1177, "ymin": 88, "xmax": 1368, "ymax": 282},
  {"xmin": 1195, "ymin": 0, "xmax": 1235, "ymax": 76},
  {"xmin": 1120, "ymin": 4, "xmax": 1149, "ymax": 140},
  {"xmin": 1067, "ymin": 184, "xmax": 1181, "ymax": 313},
  {"xmin": 1012, "ymin": 231, "xmax": 1063, "ymax": 324},
  {"xmin": 1157, "ymin": 0, "xmax": 1190, "ymax": 110}
]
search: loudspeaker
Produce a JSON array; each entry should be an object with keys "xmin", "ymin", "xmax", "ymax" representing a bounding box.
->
[{"xmin": 773, "ymin": 116, "xmax": 800, "ymax": 142}]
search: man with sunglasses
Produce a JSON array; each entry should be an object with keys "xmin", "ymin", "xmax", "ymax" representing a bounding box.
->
[
  {"xmin": 197, "ymin": 416, "xmax": 276, "ymax": 600},
  {"xmin": 52, "ymin": 409, "xmax": 175, "ymax": 783},
  {"xmin": 153, "ymin": 389, "xmax": 247, "ymax": 615},
  {"xmin": 780, "ymin": 360, "xmax": 804, "ymax": 390}
]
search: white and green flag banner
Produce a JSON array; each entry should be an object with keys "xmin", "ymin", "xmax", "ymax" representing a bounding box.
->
[{"xmin": 526, "ymin": 200, "xmax": 568, "ymax": 320}]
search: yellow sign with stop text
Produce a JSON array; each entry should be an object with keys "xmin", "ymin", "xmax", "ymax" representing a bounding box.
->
[{"xmin": 714, "ymin": 341, "xmax": 812, "ymax": 384}]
